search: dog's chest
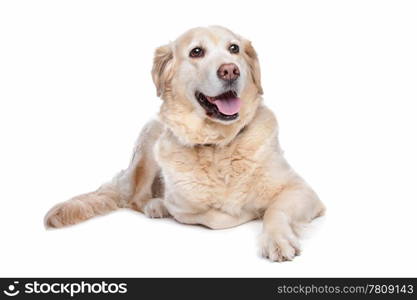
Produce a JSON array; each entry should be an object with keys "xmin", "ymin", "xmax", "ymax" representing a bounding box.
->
[{"xmin": 155, "ymin": 138, "xmax": 263, "ymax": 213}]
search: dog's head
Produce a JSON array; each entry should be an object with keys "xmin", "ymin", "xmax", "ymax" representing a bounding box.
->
[{"xmin": 152, "ymin": 26, "xmax": 263, "ymax": 145}]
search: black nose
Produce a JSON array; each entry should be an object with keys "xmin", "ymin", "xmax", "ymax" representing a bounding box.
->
[{"xmin": 217, "ymin": 63, "xmax": 240, "ymax": 82}]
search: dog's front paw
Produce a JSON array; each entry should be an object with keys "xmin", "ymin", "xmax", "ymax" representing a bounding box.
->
[
  {"xmin": 143, "ymin": 198, "xmax": 170, "ymax": 218},
  {"xmin": 259, "ymin": 230, "xmax": 301, "ymax": 262}
]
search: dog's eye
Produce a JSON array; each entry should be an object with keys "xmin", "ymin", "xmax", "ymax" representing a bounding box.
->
[
  {"xmin": 229, "ymin": 44, "xmax": 240, "ymax": 54},
  {"xmin": 189, "ymin": 47, "xmax": 204, "ymax": 58}
]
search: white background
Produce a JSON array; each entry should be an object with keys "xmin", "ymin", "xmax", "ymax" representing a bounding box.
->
[{"xmin": 1, "ymin": 0, "xmax": 416, "ymax": 277}]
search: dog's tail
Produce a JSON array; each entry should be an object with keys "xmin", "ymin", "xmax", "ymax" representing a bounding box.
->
[
  {"xmin": 44, "ymin": 120, "xmax": 163, "ymax": 229},
  {"xmin": 44, "ymin": 171, "xmax": 130, "ymax": 228}
]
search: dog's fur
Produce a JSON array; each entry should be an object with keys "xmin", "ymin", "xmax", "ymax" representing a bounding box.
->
[{"xmin": 44, "ymin": 26, "xmax": 325, "ymax": 262}]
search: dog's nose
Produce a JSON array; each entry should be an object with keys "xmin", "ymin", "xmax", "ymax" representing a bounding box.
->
[{"xmin": 217, "ymin": 63, "xmax": 240, "ymax": 82}]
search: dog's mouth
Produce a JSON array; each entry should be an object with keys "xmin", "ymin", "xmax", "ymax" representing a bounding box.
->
[{"xmin": 195, "ymin": 90, "xmax": 241, "ymax": 121}]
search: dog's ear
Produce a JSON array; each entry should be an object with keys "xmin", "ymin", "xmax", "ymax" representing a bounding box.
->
[
  {"xmin": 244, "ymin": 41, "xmax": 263, "ymax": 95},
  {"xmin": 152, "ymin": 44, "xmax": 174, "ymax": 97}
]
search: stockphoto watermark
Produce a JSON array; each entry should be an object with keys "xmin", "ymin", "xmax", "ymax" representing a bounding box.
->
[{"xmin": 2, "ymin": 280, "xmax": 128, "ymax": 297}]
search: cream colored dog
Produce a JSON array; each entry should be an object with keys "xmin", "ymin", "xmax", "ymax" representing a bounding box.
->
[{"xmin": 44, "ymin": 26, "xmax": 325, "ymax": 262}]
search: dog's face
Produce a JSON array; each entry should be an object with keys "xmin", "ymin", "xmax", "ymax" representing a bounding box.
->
[{"xmin": 152, "ymin": 26, "xmax": 263, "ymax": 125}]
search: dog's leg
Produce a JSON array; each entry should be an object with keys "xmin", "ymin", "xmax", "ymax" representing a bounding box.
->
[
  {"xmin": 260, "ymin": 179, "xmax": 325, "ymax": 262},
  {"xmin": 44, "ymin": 120, "xmax": 164, "ymax": 228},
  {"xmin": 143, "ymin": 198, "xmax": 170, "ymax": 218}
]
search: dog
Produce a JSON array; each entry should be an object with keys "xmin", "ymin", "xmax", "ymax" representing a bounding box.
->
[{"xmin": 44, "ymin": 26, "xmax": 325, "ymax": 262}]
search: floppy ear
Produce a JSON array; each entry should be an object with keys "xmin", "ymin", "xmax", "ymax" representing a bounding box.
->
[
  {"xmin": 151, "ymin": 44, "xmax": 174, "ymax": 97},
  {"xmin": 244, "ymin": 41, "xmax": 263, "ymax": 95}
]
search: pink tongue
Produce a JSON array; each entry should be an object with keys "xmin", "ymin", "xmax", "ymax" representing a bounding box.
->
[{"xmin": 213, "ymin": 97, "xmax": 241, "ymax": 115}]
